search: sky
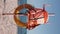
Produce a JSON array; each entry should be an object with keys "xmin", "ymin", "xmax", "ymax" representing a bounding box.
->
[
  {"xmin": 17, "ymin": 0, "xmax": 60, "ymax": 34},
  {"xmin": 27, "ymin": 0, "xmax": 60, "ymax": 34}
]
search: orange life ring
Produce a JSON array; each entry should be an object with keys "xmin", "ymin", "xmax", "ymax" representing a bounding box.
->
[{"xmin": 14, "ymin": 4, "xmax": 34, "ymax": 28}]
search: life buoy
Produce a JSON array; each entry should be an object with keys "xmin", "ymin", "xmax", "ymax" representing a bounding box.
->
[{"xmin": 14, "ymin": 4, "xmax": 34, "ymax": 28}]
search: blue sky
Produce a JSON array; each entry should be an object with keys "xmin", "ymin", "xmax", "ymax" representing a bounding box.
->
[
  {"xmin": 17, "ymin": 0, "xmax": 60, "ymax": 34},
  {"xmin": 27, "ymin": 0, "xmax": 60, "ymax": 34}
]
